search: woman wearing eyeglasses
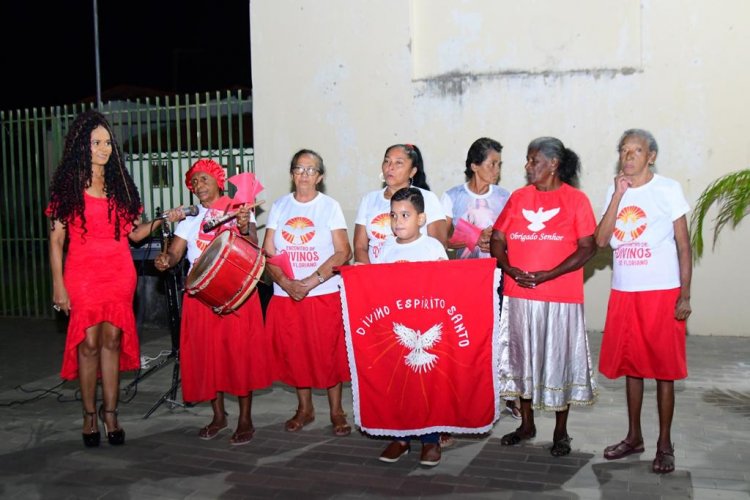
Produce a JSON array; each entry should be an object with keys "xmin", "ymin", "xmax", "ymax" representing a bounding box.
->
[
  {"xmin": 353, "ymin": 144, "xmax": 447, "ymax": 264},
  {"xmin": 263, "ymin": 149, "xmax": 354, "ymax": 436}
]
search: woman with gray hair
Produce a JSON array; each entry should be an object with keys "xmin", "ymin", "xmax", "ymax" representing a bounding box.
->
[
  {"xmin": 596, "ymin": 129, "xmax": 692, "ymax": 474},
  {"xmin": 490, "ymin": 137, "xmax": 598, "ymax": 457}
]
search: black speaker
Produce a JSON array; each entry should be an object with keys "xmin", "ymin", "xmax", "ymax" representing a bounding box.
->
[{"xmin": 131, "ymin": 240, "xmax": 170, "ymax": 329}]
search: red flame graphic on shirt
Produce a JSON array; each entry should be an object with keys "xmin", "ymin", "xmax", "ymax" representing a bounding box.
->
[
  {"xmin": 370, "ymin": 213, "xmax": 391, "ymax": 240},
  {"xmin": 281, "ymin": 216, "xmax": 316, "ymax": 245},
  {"xmin": 613, "ymin": 206, "xmax": 647, "ymax": 242}
]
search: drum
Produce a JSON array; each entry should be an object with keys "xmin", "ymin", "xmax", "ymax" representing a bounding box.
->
[{"xmin": 185, "ymin": 230, "xmax": 266, "ymax": 314}]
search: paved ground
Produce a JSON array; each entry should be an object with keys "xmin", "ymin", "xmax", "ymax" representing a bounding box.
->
[{"xmin": 0, "ymin": 317, "xmax": 748, "ymax": 499}]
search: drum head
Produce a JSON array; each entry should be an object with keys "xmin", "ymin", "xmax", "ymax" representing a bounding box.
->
[{"xmin": 186, "ymin": 230, "xmax": 231, "ymax": 287}]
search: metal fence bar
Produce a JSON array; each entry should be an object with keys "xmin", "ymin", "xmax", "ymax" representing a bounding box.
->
[
  {"xmin": 143, "ymin": 98, "xmax": 155, "ymax": 217},
  {"xmin": 164, "ymin": 95, "xmax": 175, "ymax": 212},
  {"xmin": 38, "ymin": 106, "xmax": 52, "ymax": 316},
  {"xmin": 0, "ymin": 110, "xmax": 10, "ymax": 315},
  {"xmin": 28, "ymin": 108, "xmax": 42, "ymax": 317},
  {"xmin": 0, "ymin": 91, "xmax": 252, "ymax": 318},
  {"xmin": 216, "ymin": 91, "xmax": 226, "ymax": 172},
  {"xmin": 237, "ymin": 90, "xmax": 244, "ymax": 170},
  {"xmin": 9, "ymin": 111, "xmax": 22, "ymax": 315},
  {"xmin": 226, "ymin": 91, "xmax": 235, "ymax": 173},
  {"xmin": 123, "ymin": 101, "xmax": 138, "ymax": 208},
  {"xmin": 204, "ymin": 93, "xmax": 213, "ymax": 158},
  {"xmin": 236, "ymin": 92, "xmax": 245, "ymax": 175},
  {"xmin": 174, "ymin": 94, "xmax": 188, "ymax": 208},
  {"xmin": 20, "ymin": 108, "xmax": 35, "ymax": 313}
]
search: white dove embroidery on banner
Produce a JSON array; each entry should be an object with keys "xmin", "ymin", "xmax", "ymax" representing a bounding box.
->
[
  {"xmin": 522, "ymin": 207, "xmax": 560, "ymax": 231},
  {"xmin": 392, "ymin": 322, "xmax": 443, "ymax": 373}
]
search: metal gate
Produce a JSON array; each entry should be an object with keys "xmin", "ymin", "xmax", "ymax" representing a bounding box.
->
[{"xmin": 0, "ymin": 90, "xmax": 253, "ymax": 318}]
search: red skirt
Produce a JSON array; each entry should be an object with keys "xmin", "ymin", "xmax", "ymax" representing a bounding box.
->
[
  {"xmin": 60, "ymin": 302, "xmax": 140, "ymax": 380},
  {"xmin": 180, "ymin": 292, "xmax": 272, "ymax": 403},
  {"xmin": 266, "ymin": 293, "xmax": 351, "ymax": 388},
  {"xmin": 599, "ymin": 288, "xmax": 687, "ymax": 380}
]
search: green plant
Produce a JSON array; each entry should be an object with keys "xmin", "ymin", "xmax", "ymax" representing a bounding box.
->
[{"xmin": 690, "ymin": 169, "xmax": 750, "ymax": 261}]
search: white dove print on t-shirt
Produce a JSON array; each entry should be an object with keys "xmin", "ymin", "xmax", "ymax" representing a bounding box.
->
[{"xmin": 522, "ymin": 207, "xmax": 560, "ymax": 232}]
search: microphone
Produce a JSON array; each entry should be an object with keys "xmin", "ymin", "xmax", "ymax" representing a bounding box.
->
[
  {"xmin": 158, "ymin": 205, "xmax": 199, "ymax": 220},
  {"xmin": 202, "ymin": 211, "xmax": 237, "ymax": 232}
]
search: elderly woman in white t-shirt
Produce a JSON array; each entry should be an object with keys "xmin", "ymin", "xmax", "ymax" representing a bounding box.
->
[
  {"xmin": 353, "ymin": 144, "xmax": 447, "ymax": 263},
  {"xmin": 595, "ymin": 129, "xmax": 692, "ymax": 474},
  {"xmin": 155, "ymin": 159, "xmax": 272, "ymax": 446},
  {"xmin": 263, "ymin": 149, "xmax": 353, "ymax": 437}
]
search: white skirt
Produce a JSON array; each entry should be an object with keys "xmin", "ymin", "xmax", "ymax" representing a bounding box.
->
[{"xmin": 498, "ymin": 297, "xmax": 597, "ymax": 411}]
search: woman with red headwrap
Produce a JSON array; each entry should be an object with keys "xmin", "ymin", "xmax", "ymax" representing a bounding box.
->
[{"xmin": 155, "ymin": 159, "xmax": 272, "ymax": 445}]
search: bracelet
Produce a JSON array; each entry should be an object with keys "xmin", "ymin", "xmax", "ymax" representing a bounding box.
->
[{"xmin": 315, "ymin": 270, "xmax": 325, "ymax": 284}]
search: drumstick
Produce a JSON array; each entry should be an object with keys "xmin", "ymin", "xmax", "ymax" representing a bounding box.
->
[
  {"xmin": 202, "ymin": 200, "xmax": 265, "ymax": 232},
  {"xmin": 161, "ymin": 231, "xmax": 169, "ymax": 256},
  {"xmin": 160, "ymin": 214, "xmax": 171, "ymax": 256},
  {"xmin": 155, "ymin": 218, "xmax": 171, "ymax": 271}
]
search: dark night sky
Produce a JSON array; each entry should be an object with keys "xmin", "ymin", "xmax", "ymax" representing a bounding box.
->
[{"xmin": 0, "ymin": 1, "xmax": 251, "ymax": 112}]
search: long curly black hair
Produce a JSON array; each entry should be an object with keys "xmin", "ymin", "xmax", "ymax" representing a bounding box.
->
[{"xmin": 47, "ymin": 110, "xmax": 141, "ymax": 239}]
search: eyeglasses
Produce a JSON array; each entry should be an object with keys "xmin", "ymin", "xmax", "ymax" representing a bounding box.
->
[{"xmin": 291, "ymin": 166, "xmax": 320, "ymax": 176}]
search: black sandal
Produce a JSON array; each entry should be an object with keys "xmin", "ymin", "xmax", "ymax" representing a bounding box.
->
[
  {"xmin": 82, "ymin": 410, "xmax": 100, "ymax": 448},
  {"xmin": 652, "ymin": 445, "xmax": 675, "ymax": 473},
  {"xmin": 98, "ymin": 405, "xmax": 125, "ymax": 445},
  {"xmin": 500, "ymin": 425, "xmax": 536, "ymax": 446},
  {"xmin": 551, "ymin": 435, "xmax": 572, "ymax": 457}
]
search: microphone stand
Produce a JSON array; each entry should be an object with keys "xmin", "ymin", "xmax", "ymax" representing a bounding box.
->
[{"xmin": 124, "ymin": 216, "xmax": 185, "ymax": 418}]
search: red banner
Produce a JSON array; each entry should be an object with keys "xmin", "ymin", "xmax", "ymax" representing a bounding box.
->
[{"xmin": 339, "ymin": 258, "xmax": 501, "ymax": 437}]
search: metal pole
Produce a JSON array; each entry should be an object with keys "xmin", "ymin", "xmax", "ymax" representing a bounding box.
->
[{"xmin": 93, "ymin": 0, "xmax": 102, "ymax": 109}]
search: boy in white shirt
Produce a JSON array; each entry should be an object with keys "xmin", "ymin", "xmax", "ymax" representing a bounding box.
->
[
  {"xmin": 376, "ymin": 187, "xmax": 447, "ymax": 264},
  {"xmin": 376, "ymin": 187, "xmax": 447, "ymax": 466}
]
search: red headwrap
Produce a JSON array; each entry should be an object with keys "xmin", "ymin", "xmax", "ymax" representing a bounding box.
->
[{"xmin": 185, "ymin": 159, "xmax": 226, "ymax": 192}]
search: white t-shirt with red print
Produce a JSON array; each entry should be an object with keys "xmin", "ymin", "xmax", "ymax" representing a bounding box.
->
[
  {"xmin": 376, "ymin": 234, "xmax": 448, "ymax": 263},
  {"xmin": 266, "ymin": 192, "xmax": 348, "ymax": 297},
  {"xmin": 175, "ymin": 204, "xmax": 257, "ymax": 269},
  {"xmin": 602, "ymin": 174, "xmax": 690, "ymax": 292},
  {"xmin": 355, "ymin": 187, "xmax": 446, "ymax": 262}
]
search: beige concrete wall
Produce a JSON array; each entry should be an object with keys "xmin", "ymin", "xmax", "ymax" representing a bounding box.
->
[{"xmin": 251, "ymin": 0, "xmax": 750, "ymax": 336}]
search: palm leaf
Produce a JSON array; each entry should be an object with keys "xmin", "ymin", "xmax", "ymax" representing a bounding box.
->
[{"xmin": 690, "ymin": 169, "xmax": 750, "ymax": 261}]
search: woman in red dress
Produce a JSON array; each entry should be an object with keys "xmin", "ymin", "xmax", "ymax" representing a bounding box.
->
[
  {"xmin": 47, "ymin": 110, "xmax": 172, "ymax": 447},
  {"xmin": 155, "ymin": 159, "xmax": 272, "ymax": 445}
]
